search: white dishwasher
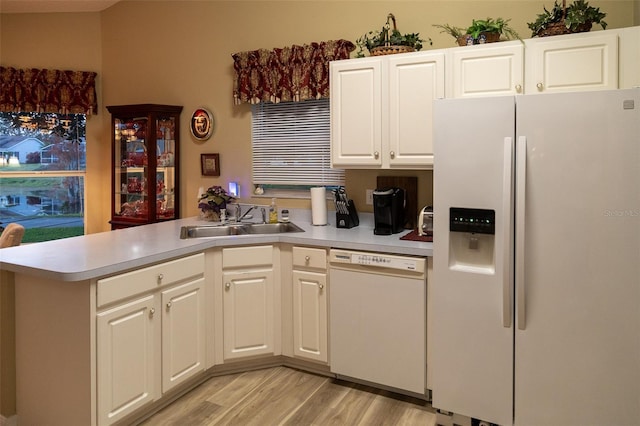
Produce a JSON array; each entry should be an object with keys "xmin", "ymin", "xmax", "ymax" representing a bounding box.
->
[{"xmin": 329, "ymin": 249, "xmax": 427, "ymax": 396}]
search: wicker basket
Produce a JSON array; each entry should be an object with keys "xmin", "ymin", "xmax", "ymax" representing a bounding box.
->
[
  {"xmin": 371, "ymin": 45, "xmax": 415, "ymax": 56},
  {"xmin": 369, "ymin": 13, "xmax": 417, "ymax": 56},
  {"xmin": 536, "ymin": 21, "xmax": 592, "ymax": 37},
  {"xmin": 456, "ymin": 31, "xmax": 501, "ymax": 46}
]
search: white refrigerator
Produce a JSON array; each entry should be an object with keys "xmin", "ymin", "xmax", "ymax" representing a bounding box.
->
[{"xmin": 431, "ymin": 89, "xmax": 640, "ymax": 426}]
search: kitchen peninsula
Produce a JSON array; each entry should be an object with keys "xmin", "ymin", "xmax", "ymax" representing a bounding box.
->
[{"xmin": 0, "ymin": 210, "xmax": 432, "ymax": 425}]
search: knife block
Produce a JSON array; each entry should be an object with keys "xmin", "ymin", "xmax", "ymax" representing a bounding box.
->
[{"xmin": 336, "ymin": 200, "xmax": 359, "ymax": 229}]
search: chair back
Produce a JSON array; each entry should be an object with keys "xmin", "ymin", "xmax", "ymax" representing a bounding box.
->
[{"xmin": 0, "ymin": 223, "xmax": 25, "ymax": 248}]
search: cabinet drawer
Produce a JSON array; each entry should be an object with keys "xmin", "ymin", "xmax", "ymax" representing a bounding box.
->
[
  {"xmin": 222, "ymin": 245, "xmax": 273, "ymax": 269},
  {"xmin": 293, "ymin": 246, "xmax": 327, "ymax": 270},
  {"xmin": 97, "ymin": 253, "xmax": 204, "ymax": 307}
]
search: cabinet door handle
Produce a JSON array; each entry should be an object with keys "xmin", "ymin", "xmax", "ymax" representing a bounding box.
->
[
  {"xmin": 374, "ymin": 151, "xmax": 379, "ymax": 159},
  {"xmin": 149, "ymin": 307, "xmax": 155, "ymax": 318},
  {"xmin": 515, "ymin": 84, "xmax": 522, "ymax": 93},
  {"xmin": 536, "ymin": 82, "xmax": 543, "ymax": 91},
  {"xmin": 166, "ymin": 301, "xmax": 172, "ymax": 310},
  {"xmin": 318, "ymin": 283, "xmax": 324, "ymax": 290},
  {"xmin": 389, "ymin": 151, "xmax": 395, "ymax": 159},
  {"xmin": 157, "ymin": 274, "xmax": 164, "ymax": 284},
  {"xmin": 225, "ymin": 282, "xmax": 231, "ymax": 290}
]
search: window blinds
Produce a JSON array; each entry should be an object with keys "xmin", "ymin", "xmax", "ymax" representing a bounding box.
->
[{"xmin": 251, "ymin": 99, "xmax": 345, "ymax": 187}]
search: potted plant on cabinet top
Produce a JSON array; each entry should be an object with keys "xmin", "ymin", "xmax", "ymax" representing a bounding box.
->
[
  {"xmin": 356, "ymin": 13, "xmax": 432, "ymax": 57},
  {"xmin": 527, "ymin": 0, "xmax": 607, "ymax": 37},
  {"xmin": 434, "ymin": 17, "xmax": 520, "ymax": 46}
]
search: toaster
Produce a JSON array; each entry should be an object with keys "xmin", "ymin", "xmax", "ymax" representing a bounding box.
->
[{"xmin": 418, "ymin": 205, "xmax": 433, "ymax": 236}]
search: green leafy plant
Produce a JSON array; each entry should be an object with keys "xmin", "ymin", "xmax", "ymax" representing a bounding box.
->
[
  {"xmin": 434, "ymin": 18, "xmax": 520, "ymax": 46},
  {"xmin": 467, "ymin": 18, "xmax": 520, "ymax": 40},
  {"xmin": 527, "ymin": 0, "xmax": 607, "ymax": 37},
  {"xmin": 432, "ymin": 23, "xmax": 466, "ymax": 40},
  {"xmin": 355, "ymin": 13, "xmax": 432, "ymax": 57}
]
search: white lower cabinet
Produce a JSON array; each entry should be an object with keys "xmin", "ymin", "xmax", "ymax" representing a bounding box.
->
[
  {"xmin": 97, "ymin": 295, "xmax": 159, "ymax": 425},
  {"xmin": 96, "ymin": 253, "xmax": 205, "ymax": 425},
  {"xmin": 161, "ymin": 279, "xmax": 206, "ymax": 393},
  {"xmin": 291, "ymin": 246, "xmax": 328, "ymax": 363},
  {"xmin": 221, "ymin": 245, "xmax": 278, "ymax": 361}
]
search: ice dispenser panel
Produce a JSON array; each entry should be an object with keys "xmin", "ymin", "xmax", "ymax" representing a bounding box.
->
[
  {"xmin": 450, "ymin": 208, "xmax": 495, "ymax": 234},
  {"xmin": 448, "ymin": 207, "xmax": 496, "ymax": 274}
]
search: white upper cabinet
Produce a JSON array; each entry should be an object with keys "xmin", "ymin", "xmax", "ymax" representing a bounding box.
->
[
  {"xmin": 524, "ymin": 30, "xmax": 619, "ymax": 94},
  {"xmin": 387, "ymin": 52, "xmax": 445, "ymax": 167},
  {"xmin": 446, "ymin": 40, "xmax": 524, "ymax": 98},
  {"xmin": 616, "ymin": 26, "xmax": 640, "ymax": 89},
  {"xmin": 330, "ymin": 26, "xmax": 639, "ymax": 168},
  {"xmin": 330, "ymin": 58, "xmax": 383, "ymax": 167},
  {"xmin": 331, "ymin": 51, "xmax": 445, "ymax": 169}
]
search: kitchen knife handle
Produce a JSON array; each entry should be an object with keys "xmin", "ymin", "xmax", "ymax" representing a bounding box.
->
[
  {"xmin": 502, "ymin": 137, "xmax": 514, "ymax": 328},
  {"xmin": 516, "ymin": 136, "xmax": 527, "ymax": 330}
]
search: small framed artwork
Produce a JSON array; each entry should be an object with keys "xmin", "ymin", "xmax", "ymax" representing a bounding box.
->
[
  {"xmin": 201, "ymin": 153, "xmax": 220, "ymax": 176},
  {"xmin": 190, "ymin": 108, "xmax": 214, "ymax": 141}
]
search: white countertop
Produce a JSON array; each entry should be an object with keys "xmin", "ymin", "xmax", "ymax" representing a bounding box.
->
[{"xmin": 0, "ymin": 210, "xmax": 432, "ymax": 282}]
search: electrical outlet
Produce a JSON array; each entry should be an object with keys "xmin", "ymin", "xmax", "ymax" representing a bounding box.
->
[{"xmin": 366, "ymin": 189, "xmax": 374, "ymax": 205}]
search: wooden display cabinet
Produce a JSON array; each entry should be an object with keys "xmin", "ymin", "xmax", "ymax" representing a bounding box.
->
[{"xmin": 107, "ymin": 104, "xmax": 182, "ymax": 229}]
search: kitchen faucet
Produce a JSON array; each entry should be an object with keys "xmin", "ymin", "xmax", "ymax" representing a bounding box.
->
[
  {"xmin": 237, "ymin": 205, "xmax": 257, "ymax": 222},
  {"xmin": 236, "ymin": 205, "xmax": 267, "ymax": 223}
]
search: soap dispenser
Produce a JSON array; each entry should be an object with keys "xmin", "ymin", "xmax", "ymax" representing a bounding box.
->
[{"xmin": 269, "ymin": 198, "xmax": 278, "ymax": 223}]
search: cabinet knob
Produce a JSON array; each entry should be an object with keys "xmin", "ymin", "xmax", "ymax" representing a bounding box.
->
[
  {"xmin": 374, "ymin": 151, "xmax": 379, "ymax": 159},
  {"xmin": 225, "ymin": 282, "xmax": 231, "ymax": 290},
  {"xmin": 166, "ymin": 301, "xmax": 172, "ymax": 309},
  {"xmin": 305, "ymin": 255, "xmax": 310, "ymax": 263},
  {"xmin": 157, "ymin": 274, "xmax": 164, "ymax": 284},
  {"xmin": 536, "ymin": 82, "xmax": 543, "ymax": 91},
  {"xmin": 318, "ymin": 283, "xmax": 324, "ymax": 290},
  {"xmin": 515, "ymin": 84, "xmax": 522, "ymax": 93},
  {"xmin": 389, "ymin": 151, "xmax": 395, "ymax": 159},
  {"xmin": 149, "ymin": 307, "xmax": 155, "ymax": 318}
]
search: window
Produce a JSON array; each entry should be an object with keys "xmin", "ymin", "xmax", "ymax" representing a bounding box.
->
[
  {"xmin": 0, "ymin": 112, "xmax": 86, "ymax": 242},
  {"xmin": 251, "ymin": 99, "xmax": 344, "ymax": 197}
]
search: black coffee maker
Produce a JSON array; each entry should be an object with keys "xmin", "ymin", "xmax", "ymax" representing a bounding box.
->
[{"xmin": 373, "ymin": 188, "xmax": 405, "ymax": 235}]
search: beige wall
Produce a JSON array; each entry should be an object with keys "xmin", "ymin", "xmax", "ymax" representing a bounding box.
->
[
  {"xmin": 1, "ymin": 12, "xmax": 106, "ymax": 234},
  {"xmin": 99, "ymin": 0, "xmax": 636, "ymax": 231},
  {"xmin": 2, "ymin": 1, "xmax": 637, "ymax": 233},
  {"xmin": 0, "ymin": 1, "xmax": 637, "ymax": 418}
]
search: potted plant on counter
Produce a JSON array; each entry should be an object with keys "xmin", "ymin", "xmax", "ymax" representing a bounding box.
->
[
  {"xmin": 434, "ymin": 17, "xmax": 520, "ymax": 46},
  {"xmin": 198, "ymin": 185, "xmax": 236, "ymax": 221},
  {"xmin": 527, "ymin": 0, "xmax": 607, "ymax": 37},
  {"xmin": 356, "ymin": 13, "xmax": 432, "ymax": 57}
]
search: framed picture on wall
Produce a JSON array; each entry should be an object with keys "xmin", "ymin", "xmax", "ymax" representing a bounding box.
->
[{"xmin": 201, "ymin": 153, "xmax": 220, "ymax": 176}]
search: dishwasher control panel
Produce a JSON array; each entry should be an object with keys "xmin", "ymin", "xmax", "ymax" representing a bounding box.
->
[{"xmin": 330, "ymin": 249, "xmax": 425, "ymax": 273}]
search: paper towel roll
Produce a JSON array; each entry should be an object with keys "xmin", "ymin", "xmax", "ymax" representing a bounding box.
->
[{"xmin": 310, "ymin": 187, "xmax": 328, "ymax": 226}]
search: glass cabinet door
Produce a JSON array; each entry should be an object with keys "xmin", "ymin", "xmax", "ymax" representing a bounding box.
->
[
  {"xmin": 155, "ymin": 116, "xmax": 176, "ymax": 220},
  {"xmin": 108, "ymin": 104, "xmax": 182, "ymax": 229},
  {"xmin": 114, "ymin": 116, "xmax": 151, "ymax": 223}
]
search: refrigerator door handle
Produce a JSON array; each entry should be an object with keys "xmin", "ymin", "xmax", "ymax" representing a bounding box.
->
[
  {"xmin": 516, "ymin": 136, "xmax": 527, "ymax": 330},
  {"xmin": 502, "ymin": 137, "xmax": 513, "ymax": 328}
]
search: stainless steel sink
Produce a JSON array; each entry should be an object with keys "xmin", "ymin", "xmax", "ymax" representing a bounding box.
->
[
  {"xmin": 179, "ymin": 222, "xmax": 303, "ymax": 239},
  {"xmin": 180, "ymin": 223, "xmax": 249, "ymax": 238},
  {"xmin": 244, "ymin": 222, "xmax": 304, "ymax": 234}
]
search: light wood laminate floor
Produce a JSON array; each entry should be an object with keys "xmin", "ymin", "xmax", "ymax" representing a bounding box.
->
[{"xmin": 140, "ymin": 366, "xmax": 437, "ymax": 425}]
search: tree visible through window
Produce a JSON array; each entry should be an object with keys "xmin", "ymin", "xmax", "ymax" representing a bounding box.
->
[{"xmin": 0, "ymin": 112, "xmax": 86, "ymax": 242}]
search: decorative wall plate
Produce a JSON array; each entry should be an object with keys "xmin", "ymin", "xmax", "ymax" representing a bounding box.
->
[{"xmin": 190, "ymin": 108, "xmax": 214, "ymax": 141}]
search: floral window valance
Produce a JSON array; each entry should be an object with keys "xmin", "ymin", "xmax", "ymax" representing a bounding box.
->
[
  {"xmin": 232, "ymin": 39, "xmax": 355, "ymax": 105},
  {"xmin": 0, "ymin": 66, "xmax": 98, "ymax": 115}
]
